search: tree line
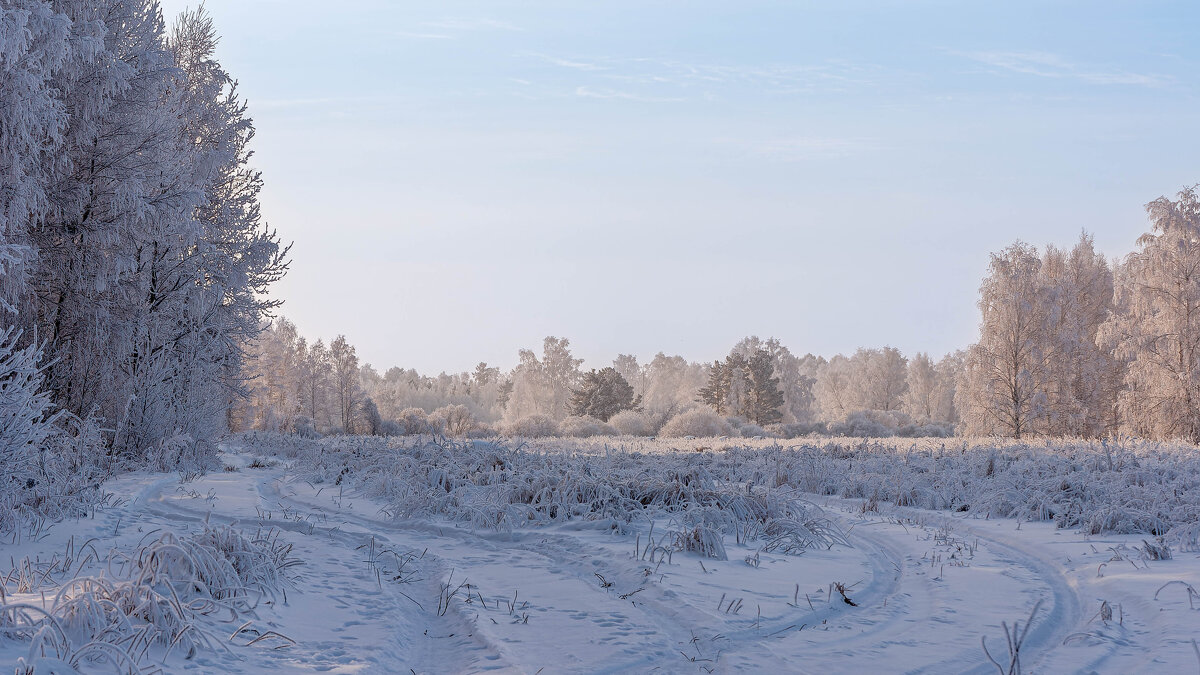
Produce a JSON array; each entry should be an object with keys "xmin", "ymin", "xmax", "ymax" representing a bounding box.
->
[
  {"xmin": 241, "ymin": 187, "xmax": 1200, "ymax": 442},
  {"xmin": 240, "ymin": 326, "xmax": 962, "ymax": 439},
  {"xmin": 960, "ymin": 187, "xmax": 1200, "ymax": 441},
  {"xmin": 0, "ymin": 0, "xmax": 286, "ymax": 499}
]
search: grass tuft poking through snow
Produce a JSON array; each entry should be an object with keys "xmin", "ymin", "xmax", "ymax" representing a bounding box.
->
[{"xmin": 0, "ymin": 521, "xmax": 299, "ymax": 672}]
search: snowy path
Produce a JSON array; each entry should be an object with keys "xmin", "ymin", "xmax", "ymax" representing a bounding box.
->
[{"xmin": 4, "ymin": 450, "xmax": 1200, "ymax": 673}]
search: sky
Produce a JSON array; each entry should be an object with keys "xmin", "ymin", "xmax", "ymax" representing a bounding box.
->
[{"xmin": 159, "ymin": 0, "xmax": 1200, "ymax": 375}]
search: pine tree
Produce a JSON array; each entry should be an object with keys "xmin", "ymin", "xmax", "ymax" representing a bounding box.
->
[
  {"xmin": 697, "ymin": 360, "xmax": 731, "ymax": 415},
  {"xmin": 569, "ymin": 367, "xmax": 638, "ymax": 421},
  {"xmin": 739, "ymin": 349, "xmax": 784, "ymax": 425}
]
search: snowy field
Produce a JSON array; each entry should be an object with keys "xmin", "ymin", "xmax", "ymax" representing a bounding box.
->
[{"xmin": 4, "ymin": 435, "xmax": 1200, "ymax": 674}]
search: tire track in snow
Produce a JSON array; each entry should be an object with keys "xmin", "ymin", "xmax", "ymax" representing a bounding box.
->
[{"xmin": 136, "ymin": 469, "xmax": 517, "ymax": 673}]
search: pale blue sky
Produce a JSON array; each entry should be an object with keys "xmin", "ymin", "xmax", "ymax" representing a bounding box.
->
[{"xmin": 159, "ymin": 0, "xmax": 1200, "ymax": 374}]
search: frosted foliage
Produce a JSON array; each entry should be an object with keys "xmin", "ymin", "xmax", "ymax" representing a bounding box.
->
[
  {"xmin": 0, "ymin": 1, "xmax": 285, "ymax": 526},
  {"xmin": 960, "ymin": 234, "xmax": 1116, "ymax": 438},
  {"xmin": 1102, "ymin": 188, "xmax": 1200, "ymax": 441},
  {"xmin": 505, "ymin": 414, "xmax": 560, "ymax": 438},
  {"xmin": 609, "ymin": 409, "xmax": 652, "ymax": 436},
  {"xmin": 659, "ymin": 408, "xmax": 734, "ymax": 438},
  {"xmin": 958, "ymin": 243, "xmax": 1051, "ymax": 438},
  {"xmin": 558, "ymin": 415, "xmax": 618, "ymax": 437}
]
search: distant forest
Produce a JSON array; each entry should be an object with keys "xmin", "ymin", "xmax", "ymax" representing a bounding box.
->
[{"xmin": 240, "ymin": 188, "xmax": 1200, "ymax": 442}]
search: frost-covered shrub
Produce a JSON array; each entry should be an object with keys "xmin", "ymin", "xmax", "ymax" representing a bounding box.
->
[
  {"xmin": 466, "ymin": 422, "xmax": 496, "ymax": 439},
  {"xmin": 559, "ymin": 415, "xmax": 618, "ymax": 437},
  {"xmin": 1, "ymin": 522, "xmax": 299, "ymax": 672},
  {"xmin": 768, "ymin": 422, "xmax": 828, "ymax": 438},
  {"xmin": 396, "ymin": 407, "xmax": 431, "ymax": 435},
  {"xmin": 144, "ymin": 435, "xmax": 219, "ymax": 475},
  {"xmin": 505, "ymin": 414, "xmax": 559, "ymax": 438},
  {"xmin": 1, "ymin": 414, "xmax": 108, "ymax": 535},
  {"xmin": 896, "ymin": 421, "xmax": 955, "ymax": 438},
  {"xmin": 659, "ymin": 409, "xmax": 734, "ymax": 438},
  {"xmin": 610, "ymin": 410, "xmax": 652, "ymax": 436},
  {"xmin": 739, "ymin": 423, "xmax": 768, "ymax": 438},
  {"xmin": 292, "ymin": 415, "xmax": 320, "ymax": 439},
  {"xmin": 829, "ymin": 409, "xmax": 909, "ymax": 437},
  {"xmin": 379, "ymin": 420, "xmax": 403, "ymax": 436},
  {"xmin": 430, "ymin": 404, "xmax": 476, "ymax": 437}
]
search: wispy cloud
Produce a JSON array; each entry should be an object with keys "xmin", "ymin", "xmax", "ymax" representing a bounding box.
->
[
  {"xmin": 574, "ymin": 86, "xmax": 683, "ymax": 103},
  {"xmin": 733, "ymin": 136, "xmax": 879, "ymax": 161},
  {"xmin": 392, "ymin": 31, "xmax": 453, "ymax": 40},
  {"xmin": 528, "ymin": 53, "xmax": 609, "ymax": 71},
  {"xmin": 253, "ymin": 95, "xmax": 402, "ymax": 111},
  {"xmin": 422, "ymin": 18, "xmax": 521, "ymax": 32},
  {"xmin": 524, "ymin": 52, "xmax": 882, "ymax": 102},
  {"xmin": 963, "ymin": 51, "xmax": 1172, "ymax": 87},
  {"xmin": 392, "ymin": 17, "xmax": 521, "ymax": 41}
]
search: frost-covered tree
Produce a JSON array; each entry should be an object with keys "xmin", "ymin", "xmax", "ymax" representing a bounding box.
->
[
  {"xmin": 1040, "ymin": 233, "xmax": 1117, "ymax": 436},
  {"xmin": 569, "ymin": 367, "xmax": 638, "ymax": 421},
  {"xmin": 472, "ymin": 362, "xmax": 499, "ymax": 388},
  {"xmin": 642, "ymin": 352, "xmax": 706, "ymax": 419},
  {"xmin": 903, "ymin": 352, "xmax": 939, "ymax": 424},
  {"xmin": 612, "ymin": 354, "xmax": 643, "ymax": 399},
  {"xmin": 0, "ymin": 1, "xmax": 284, "ymax": 463},
  {"xmin": 958, "ymin": 242, "xmax": 1051, "ymax": 438},
  {"xmin": 1101, "ymin": 187, "xmax": 1200, "ymax": 441},
  {"xmin": 329, "ymin": 336, "xmax": 360, "ymax": 431},
  {"xmin": 850, "ymin": 347, "xmax": 908, "ymax": 413},
  {"xmin": 504, "ymin": 337, "xmax": 582, "ymax": 422},
  {"xmin": 814, "ymin": 354, "xmax": 854, "ymax": 422},
  {"xmin": 933, "ymin": 351, "xmax": 964, "ymax": 425}
]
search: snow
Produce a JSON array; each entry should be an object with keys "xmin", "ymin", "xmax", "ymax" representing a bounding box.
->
[{"xmin": 4, "ymin": 439, "xmax": 1200, "ymax": 673}]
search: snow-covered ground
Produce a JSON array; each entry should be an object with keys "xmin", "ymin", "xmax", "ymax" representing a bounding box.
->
[{"xmin": 4, "ymin": 440, "xmax": 1200, "ymax": 674}]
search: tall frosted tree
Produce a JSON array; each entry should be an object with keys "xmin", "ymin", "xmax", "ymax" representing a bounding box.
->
[
  {"xmin": 850, "ymin": 347, "xmax": 908, "ymax": 413},
  {"xmin": 903, "ymin": 352, "xmax": 939, "ymax": 424},
  {"xmin": 612, "ymin": 354, "xmax": 643, "ymax": 399},
  {"xmin": 1101, "ymin": 187, "xmax": 1200, "ymax": 441},
  {"xmin": 0, "ymin": 1, "xmax": 286, "ymax": 461},
  {"xmin": 1040, "ymin": 233, "xmax": 1117, "ymax": 436},
  {"xmin": 330, "ymin": 335, "xmax": 360, "ymax": 431},
  {"xmin": 958, "ymin": 242, "xmax": 1051, "ymax": 438},
  {"xmin": 814, "ymin": 354, "xmax": 854, "ymax": 423}
]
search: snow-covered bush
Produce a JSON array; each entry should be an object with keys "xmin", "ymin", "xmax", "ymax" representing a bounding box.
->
[
  {"xmin": 658, "ymin": 409, "xmax": 734, "ymax": 438},
  {"xmin": 739, "ymin": 423, "xmax": 768, "ymax": 438},
  {"xmin": 768, "ymin": 422, "xmax": 828, "ymax": 438},
  {"xmin": 466, "ymin": 422, "xmax": 496, "ymax": 439},
  {"xmin": 609, "ymin": 410, "xmax": 652, "ymax": 436},
  {"xmin": 505, "ymin": 414, "xmax": 559, "ymax": 438},
  {"xmin": 430, "ymin": 404, "xmax": 476, "ymax": 437},
  {"xmin": 896, "ymin": 421, "xmax": 955, "ymax": 438},
  {"xmin": 396, "ymin": 407, "xmax": 431, "ymax": 435},
  {"xmin": 145, "ymin": 434, "xmax": 219, "ymax": 475},
  {"xmin": 558, "ymin": 415, "xmax": 618, "ymax": 437},
  {"xmin": 293, "ymin": 416, "xmax": 321, "ymax": 439}
]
